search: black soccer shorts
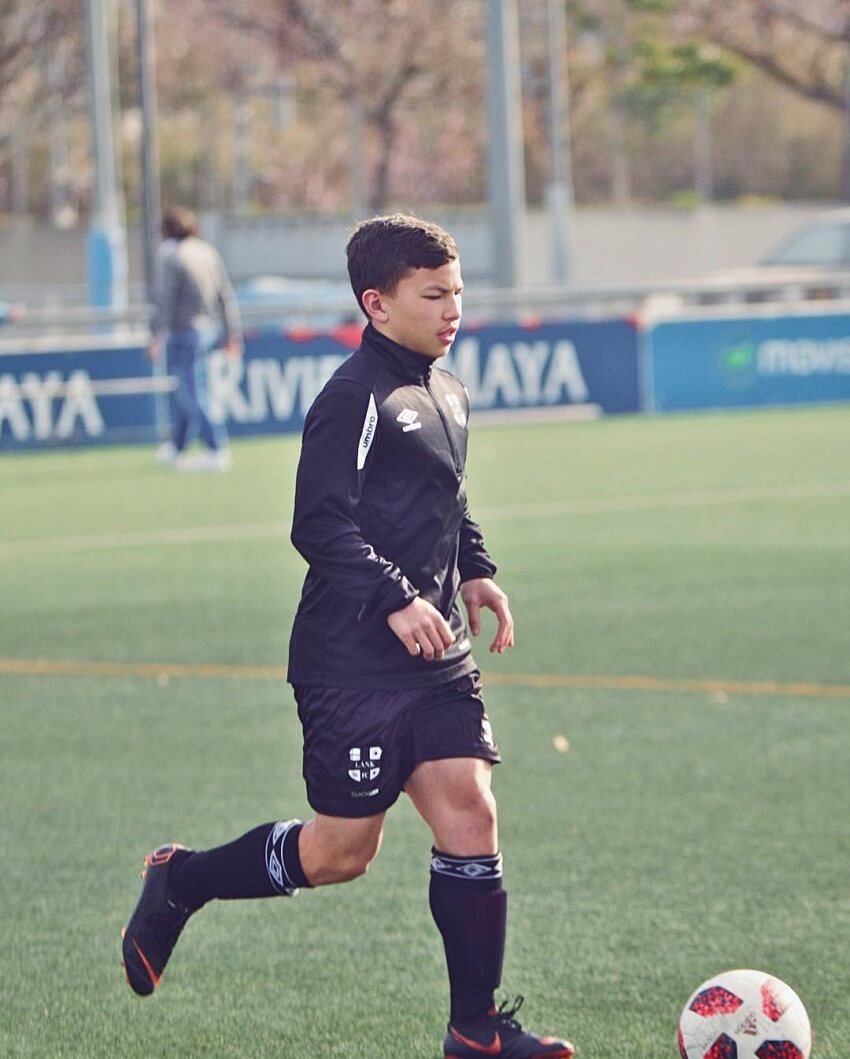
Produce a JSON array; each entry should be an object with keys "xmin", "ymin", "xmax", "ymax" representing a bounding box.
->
[{"xmin": 292, "ymin": 670, "xmax": 501, "ymax": 818}]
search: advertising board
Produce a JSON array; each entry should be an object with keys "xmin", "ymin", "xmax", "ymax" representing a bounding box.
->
[
  {"xmin": 0, "ymin": 318, "xmax": 640, "ymax": 450},
  {"xmin": 648, "ymin": 310, "xmax": 850, "ymax": 412}
]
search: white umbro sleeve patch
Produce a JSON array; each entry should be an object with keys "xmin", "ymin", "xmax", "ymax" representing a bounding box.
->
[{"xmin": 357, "ymin": 393, "xmax": 378, "ymax": 470}]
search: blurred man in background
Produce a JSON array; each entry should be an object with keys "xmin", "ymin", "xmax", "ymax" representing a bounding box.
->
[{"xmin": 148, "ymin": 206, "xmax": 242, "ymax": 472}]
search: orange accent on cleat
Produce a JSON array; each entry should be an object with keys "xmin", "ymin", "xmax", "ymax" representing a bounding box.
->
[
  {"xmin": 130, "ymin": 939, "xmax": 161, "ymax": 990},
  {"xmin": 449, "ymin": 1029, "xmax": 502, "ymax": 1054},
  {"xmin": 146, "ymin": 845, "xmax": 186, "ymax": 869},
  {"xmin": 449, "ymin": 1029, "xmax": 502, "ymax": 1055}
]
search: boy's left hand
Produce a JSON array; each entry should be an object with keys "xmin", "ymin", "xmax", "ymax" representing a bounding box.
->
[{"xmin": 460, "ymin": 577, "xmax": 515, "ymax": 654}]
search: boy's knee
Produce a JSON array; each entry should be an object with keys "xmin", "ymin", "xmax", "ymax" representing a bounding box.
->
[
  {"xmin": 441, "ymin": 787, "xmax": 498, "ymax": 854},
  {"xmin": 338, "ymin": 848, "xmax": 377, "ymax": 881},
  {"xmin": 301, "ymin": 820, "xmax": 384, "ymax": 886},
  {"xmin": 467, "ymin": 789, "xmax": 498, "ymax": 838},
  {"xmin": 314, "ymin": 846, "xmax": 378, "ymax": 885}
]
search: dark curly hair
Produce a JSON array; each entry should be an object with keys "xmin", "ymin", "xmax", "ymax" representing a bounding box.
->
[{"xmin": 346, "ymin": 213, "xmax": 458, "ymax": 315}]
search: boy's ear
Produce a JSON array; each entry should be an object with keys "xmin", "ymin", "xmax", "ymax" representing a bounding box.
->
[{"xmin": 361, "ymin": 288, "xmax": 389, "ymax": 322}]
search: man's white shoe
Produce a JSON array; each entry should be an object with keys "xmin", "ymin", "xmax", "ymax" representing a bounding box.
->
[
  {"xmin": 211, "ymin": 448, "xmax": 233, "ymax": 472},
  {"xmin": 175, "ymin": 449, "xmax": 232, "ymax": 473},
  {"xmin": 155, "ymin": 442, "xmax": 177, "ymax": 465}
]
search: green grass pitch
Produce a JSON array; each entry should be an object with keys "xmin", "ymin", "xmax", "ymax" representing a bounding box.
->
[{"xmin": 1, "ymin": 404, "xmax": 848, "ymax": 1058}]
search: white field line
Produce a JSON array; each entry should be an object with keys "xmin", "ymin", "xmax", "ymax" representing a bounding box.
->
[
  {"xmin": 2, "ymin": 479, "xmax": 850, "ymax": 559},
  {"xmin": 479, "ymin": 479, "xmax": 850, "ymax": 521},
  {"xmin": 0, "ymin": 521, "xmax": 291, "ymax": 558}
]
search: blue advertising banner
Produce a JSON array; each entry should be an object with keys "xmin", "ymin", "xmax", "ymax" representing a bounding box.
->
[
  {"xmin": 211, "ymin": 319, "xmax": 641, "ymax": 438},
  {"xmin": 0, "ymin": 343, "xmax": 158, "ymax": 448},
  {"xmin": 0, "ymin": 318, "xmax": 640, "ymax": 450},
  {"xmin": 445, "ymin": 319, "xmax": 640, "ymax": 417},
  {"xmin": 648, "ymin": 311, "xmax": 850, "ymax": 412}
]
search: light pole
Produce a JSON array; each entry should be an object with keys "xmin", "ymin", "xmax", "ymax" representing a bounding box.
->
[
  {"xmin": 486, "ymin": 0, "xmax": 527, "ymax": 289},
  {"xmin": 694, "ymin": 87, "xmax": 714, "ymax": 202},
  {"xmin": 134, "ymin": 0, "xmax": 169, "ymax": 440},
  {"xmin": 136, "ymin": 0, "xmax": 161, "ymax": 304},
  {"xmin": 546, "ymin": 0, "xmax": 575, "ymax": 284},
  {"xmin": 84, "ymin": 0, "xmax": 129, "ymax": 309},
  {"xmin": 842, "ymin": 59, "xmax": 850, "ymax": 201}
]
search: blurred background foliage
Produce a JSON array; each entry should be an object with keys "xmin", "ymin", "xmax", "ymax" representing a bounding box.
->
[{"xmin": 1, "ymin": 0, "xmax": 849, "ymax": 223}]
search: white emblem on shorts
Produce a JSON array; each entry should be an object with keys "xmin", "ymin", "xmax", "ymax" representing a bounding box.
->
[{"xmin": 348, "ymin": 745, "xmax": 382, "ymax": 783}]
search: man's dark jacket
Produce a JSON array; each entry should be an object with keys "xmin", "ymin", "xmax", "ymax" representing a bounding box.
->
[{"xmin": 287, "ymin": 323, "xmax": 497, "ymax": 688}]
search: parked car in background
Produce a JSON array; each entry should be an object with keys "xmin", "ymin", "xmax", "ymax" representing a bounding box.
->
[
  {"xmin": 695, "ymin": 208, "xmax": 850, "ymax": 304},
  {"xmin": 757, "ymin": 209, "xmax": 850, "ymax": 269}
]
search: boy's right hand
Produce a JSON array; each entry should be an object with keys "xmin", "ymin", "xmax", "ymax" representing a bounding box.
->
[{"xmin": 387, "ymin": 598, "xmax": 455, "ymax": 661}]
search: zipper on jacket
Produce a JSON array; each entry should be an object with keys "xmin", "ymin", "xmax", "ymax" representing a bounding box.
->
[{"xmin": 425, "ymin": 375, "xmax": 461, "ymax": 473}]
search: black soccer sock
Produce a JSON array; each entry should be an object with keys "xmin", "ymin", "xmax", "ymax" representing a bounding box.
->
[
  {"xmin": 429, "ymin": 848, "xmax": 507, "ymax": 1024},
  {"xmin": 170, "ymin": 820, "xmax": 313, "ymax": 909}
]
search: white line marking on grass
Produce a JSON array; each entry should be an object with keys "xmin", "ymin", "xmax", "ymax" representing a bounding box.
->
[
  {"xmin": 479, "ymin": 479, "xmax": 850, "ymax": 521},
  {"xmin": 0, "ymin": 521, "xmax": 291, "ymax": 557},
  {"xmin": 2, "ymin": 480, "xmax": 850, "ymax": 558}
]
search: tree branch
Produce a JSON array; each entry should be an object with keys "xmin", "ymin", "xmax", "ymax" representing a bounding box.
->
[{"xmin": 719, "ymin": 34, "xmax": 843, "ymax": 109}]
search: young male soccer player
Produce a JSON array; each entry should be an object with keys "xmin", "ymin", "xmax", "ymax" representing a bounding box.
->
[{"xmin": 122, "ymin": 213, "xmax": 575, "ymax": 1059}]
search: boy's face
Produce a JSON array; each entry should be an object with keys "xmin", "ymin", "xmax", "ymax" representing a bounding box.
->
[{"xmin": 367, "ymin": 258, "xmax": 463, "ymax": 359}]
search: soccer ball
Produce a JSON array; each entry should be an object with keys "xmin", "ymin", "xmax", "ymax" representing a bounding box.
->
[{"xmin": 677, "ymin": 968, "xmax": 812, "ymax": 1059}]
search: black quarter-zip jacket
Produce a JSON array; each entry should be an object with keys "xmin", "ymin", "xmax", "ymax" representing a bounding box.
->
[{"xmin": 287, "ymin": 323, "xmax": 497, "ymax": 688}]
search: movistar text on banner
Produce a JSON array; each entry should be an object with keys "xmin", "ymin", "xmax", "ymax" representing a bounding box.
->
[{"xmin": 648, "ymin": 311, "xmax": 850, "ymax": 412}]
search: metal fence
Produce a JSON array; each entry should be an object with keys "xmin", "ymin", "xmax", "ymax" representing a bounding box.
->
[{"xmin": 4, "ymin": 270, "xmax": 850, "ymax": 350}]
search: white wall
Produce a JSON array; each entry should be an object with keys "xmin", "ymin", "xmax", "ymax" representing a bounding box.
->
[
  {"xmin": 0, "ymin": 203, "xmax": 838, "ymax": 298},
  {"xmin": 557, "ymin": 204, "xmax": 830, "ymax": 286}
]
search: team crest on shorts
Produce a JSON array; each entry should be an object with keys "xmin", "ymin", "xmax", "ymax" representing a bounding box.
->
[{"xmin": 348, "ymin": 745, "xmax": 383, "ymax": 783}]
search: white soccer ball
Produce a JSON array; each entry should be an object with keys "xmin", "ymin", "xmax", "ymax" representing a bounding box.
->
[{"xmin": 677, "ymin": 968, "xmax": 812, "ymax": 1059}]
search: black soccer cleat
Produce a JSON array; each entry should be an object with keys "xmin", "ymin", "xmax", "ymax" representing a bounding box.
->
[
  {"xmin": 121, "ymin": 843, "xmax": 195, "ymax": 996},
  {"xmin": 444, "ymin": 996, "xmax": 575, "ymax": 1058}
]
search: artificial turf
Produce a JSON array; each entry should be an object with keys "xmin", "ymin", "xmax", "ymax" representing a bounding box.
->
[{"xmin": 1, "ymin": 405, "xmax": 847, "ymax": 1057}]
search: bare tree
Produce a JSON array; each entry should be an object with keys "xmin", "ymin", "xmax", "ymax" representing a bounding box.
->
[
  {"xmin": 674, "ymin": 0, "xmax": 850, "ymax": 195},
  {"xmin": 0, "ymin": 2, "xmax": 83, "ymax": 217},
  {"xmin": 196, "ymin": 0, "xmax": 484, "ymax": 211},
  {"xmin": 0, "ymin": 2, "xmax": 75, "ymax": 99},
  {"xmin": 677, "ymin": 0, "xmax": 850, "ymax": 109}
]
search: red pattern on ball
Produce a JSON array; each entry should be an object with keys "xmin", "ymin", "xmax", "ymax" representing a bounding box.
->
[
  {"xmin": 690, "ymin": 987, "xmax": 744, "ymax": 1017},
  {"xmin": 755, "ymin": 1043, "xmax": 804, "ymax": 1059},
  {"xmin": 760, "ymin": 981, "xmax": 789, "ymax": 1023},
  {"xmin": 704, "ymin": 1033, "xmax": 738, "ymax": 1059}
]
